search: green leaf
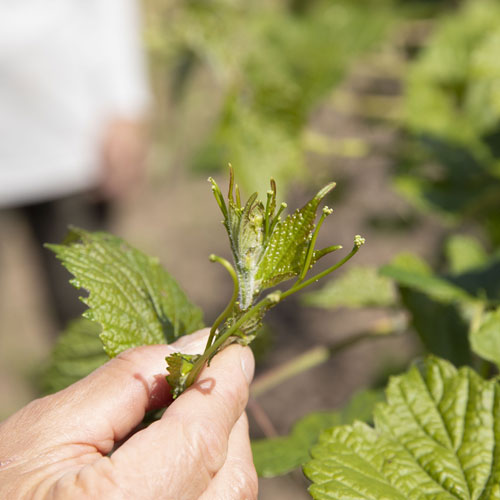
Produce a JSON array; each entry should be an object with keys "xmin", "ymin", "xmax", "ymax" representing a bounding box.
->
[
  {"xmin": 382, "ymin": 253, "xmax": 472, "ymax": 365},
  {"xmin": 40, "ymin": 318, "xmax": 108, "ymax": 394},
  {"xmin": 470, "ymin": 307, "xmax": 500, "ymax": 370},
  {"xmin": 302, "ymin": 266, "xmax": 396, "ymax": 309},
  {"xmin": 381, "ymin": 254, "xmax": 472, "ymax": 365},
  {"xmin": 381, "ymin": 251, "xmax": 500, "ymax": 366},
  {"xmin": 47, "ymin": 228, "xmax": 204, "ymax": 357},
  {"xmin": 252, "ymin": 390, "xmax": 383, "ymax": 478},
  {"xmin": 381, "ymin": 253, "xmax": 473, "ymax": 304},
  {"xmin": 254, "ymin": 183, "xmax": 335, "ymax": 291},
  {"xmin": 211, "ymin": 173, "xmax": 336, "ymax": 311},
  {"xmin": 305, "ymin": 356, "xmax": 500, "ymax": 499},
  {"xmin": 445, "ymin": 235, "xmax": 488, "ymax": 274},
  {"xmin": 165, "ymin": 352, "xmax": 202, "ymax": 399}
]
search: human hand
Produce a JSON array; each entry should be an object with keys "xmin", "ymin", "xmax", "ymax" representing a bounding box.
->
[
  {"xmin": 99, "ymin": 118, "xmax": 149, "ymax": 199},
  {"xmin": 0, "ymin": 330, "xmax": 257, "ymax": 499}
]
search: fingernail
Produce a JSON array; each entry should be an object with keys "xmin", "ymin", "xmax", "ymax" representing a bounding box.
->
[{"xmin": 240, "ymin": 347, "xmax": 255, "ymax": 384}]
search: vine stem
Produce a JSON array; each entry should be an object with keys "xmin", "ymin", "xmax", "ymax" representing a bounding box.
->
[
  {"xmin": 185, "ymin": 292, "xmax": 280, "ymax": 389},
  {"xmin": 205, "ymin": 254, "xmax": 239, "ymax": 351},
  {"xmin": 186, "ymin": 239, "xmax": 365, "ymax": 391},
  {"xmin": 247, "ymin": 397, "xmax": 278, "ymax": 438}
]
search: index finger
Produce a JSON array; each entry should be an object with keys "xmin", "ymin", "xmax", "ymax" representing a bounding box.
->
[{"xmin": 108, "ymin": 344, "xmax": 255, "ymax": 499}]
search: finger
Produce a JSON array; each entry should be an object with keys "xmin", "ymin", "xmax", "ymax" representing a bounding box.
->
[
  {"xmin": 199, "ymin": 413, "xmax": 258, "ymax": 500},
  {"xmin": 8, "ymin": 330, "xmax": 209, "ymax": 456},
  {"xmin": 107, "ymin": 344, "xmax": 255, "ymax": 499}
]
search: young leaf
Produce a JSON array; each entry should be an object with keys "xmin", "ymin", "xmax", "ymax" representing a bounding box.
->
[
  {"xmin": 254, "ymin": 183, "xmax": 335, "ymax": 292},
  {"xmin": 47, "ymin": 228, "xmax": 204, "ymax": 357},
  {"xmin": 166, "ymin": 352, "xmax": 202, "ymax": 399},
  {"xmin": 40, "ymin": 318, "xmax": 108, "ymax": 394},
  {"xmin": 305, "ymin": 356, "xmax": 500, "ymax": 499},
  {"xmin": 252, "ymin": 390, "xmax": 383, "ymax": 478},
  {"xmin": 210, "ymin": 173, "xmax": 336, "ymax": 310}
]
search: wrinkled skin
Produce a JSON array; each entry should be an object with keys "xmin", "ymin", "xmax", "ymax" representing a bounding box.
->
[{"xmin": 0, "ymin": 330, "xmax": 258, "ymax": 499}]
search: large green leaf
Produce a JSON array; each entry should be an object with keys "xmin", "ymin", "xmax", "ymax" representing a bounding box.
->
[
  {"xmin": 47, "ymin": 228, "xmax": 204, "ymax": 357},
  {"xmin": 305, "ymin": 356, "xmax": 500, "ymax": 499},
  {"xmin": 302, "ymin": 266, "xmax": 396, "ymax": 309},
  {"xmin": 40, "ymin": 318, "xmax": 108, "ymax": 394},
  {"xmin": 252, "ymin": 390, "xmax": 383, "ymax": 478}
]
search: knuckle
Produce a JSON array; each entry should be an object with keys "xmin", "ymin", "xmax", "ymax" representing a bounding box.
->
[
  {"xmin": 180, "ymin": 416, "xmax": 228, "ymax": 477},
  {"xmin": 227, "ymin": 463, "xmax": 259, "ymax": 500}
]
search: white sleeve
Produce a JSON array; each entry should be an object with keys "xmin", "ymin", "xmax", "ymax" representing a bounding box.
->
[{"xmin": 95, "ymin": 0, "xmax": 151, "ymax": 119}]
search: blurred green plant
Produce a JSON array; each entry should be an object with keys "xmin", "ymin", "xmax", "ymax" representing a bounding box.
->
[
  {"xmin": 398, "ymin": 0, "xmax": 500, "ymax": 243},
  {"xmin": 35, "ymin": 1, "xmax": 500, "ymax": 494},
  {"xmin": 145, "ymin": 0, "xmax": 397, "ymax": 194},
  {"xmin": 307, "ymin": 233, "xmax": 500, "ymax": 369}
]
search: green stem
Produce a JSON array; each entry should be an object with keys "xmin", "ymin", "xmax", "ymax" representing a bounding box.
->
[
  {"xmin": 282, "ymin": 243, "xmax": 361, "ymax": 300},
  {"xmin": 205, "ymin": 255, "xmax": 239, "ymax": 351},
  {"xmin": 251, "ymin": 327, "xmax": 400, "ymax": 398},
  {"xmin": 186, "ymin": 293, "xmax": 280, "ymax": 389}
]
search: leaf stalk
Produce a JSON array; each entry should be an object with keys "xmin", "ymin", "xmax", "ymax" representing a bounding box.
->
[
  {"xmin": 282, "ymin": 236, "xmax": 365, "ymax": 300},
  {"xmin": 185, "ymin": 292, "xmax": 280, "ymax": 389},
  {"xmin": 205, "ymin": 254, "xmax": 239, "ymax": 350}
]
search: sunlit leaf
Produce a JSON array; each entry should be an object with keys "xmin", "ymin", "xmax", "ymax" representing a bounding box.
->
[
  {"xmin": 47, "ymin": 228, "xmax": 204, "ymax": 357},
  {"xmin": 305, "ymin": 356, "xmax": 500, "ymax": 499},
  {"xmin": 165, "ymin": 352, "xmax": 202, "ymax": 399}
]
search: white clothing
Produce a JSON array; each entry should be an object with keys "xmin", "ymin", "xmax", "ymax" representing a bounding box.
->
[{"xmin": 0, "ymin": 0, "xmax": 150, "ymax": 207}]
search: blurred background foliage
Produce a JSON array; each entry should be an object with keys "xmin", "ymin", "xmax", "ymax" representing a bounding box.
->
[
  {"xmin": 5, "ymin": 0, "xmax": 500, "ymax": 495},
  {"xmin": 144, "ymin": 0, "xmax": 401, "ymax": 194},
  {"xmin": 398, "ymin": 0, "xmax": 500, "ymax": 243}
]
